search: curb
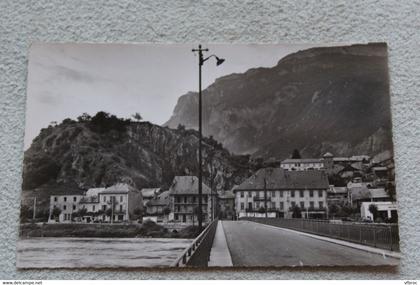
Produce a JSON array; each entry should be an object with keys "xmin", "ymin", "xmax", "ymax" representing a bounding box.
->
[{"xmin": 246, "ymin": 220, "xmax": 401, "ymax": 259}]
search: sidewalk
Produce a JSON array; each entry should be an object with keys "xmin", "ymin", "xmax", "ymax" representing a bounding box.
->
[
  {"xmin": 249, "ymin": 221, "xmax": 401, "ymax": 259},
  {"xmin": 208, "ymin": 220, "xmax": 233, "ymax": 267}
]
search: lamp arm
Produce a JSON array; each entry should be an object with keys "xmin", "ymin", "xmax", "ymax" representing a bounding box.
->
[{"xmin": 202, "ymin": 54, "xmax": 218, "ymax": 63}]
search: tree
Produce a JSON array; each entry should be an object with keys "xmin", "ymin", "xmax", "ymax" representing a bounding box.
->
[
  {"xmin": 75, "ymin": 207, "xmax": 87, "ymax": 218},
  {"xmin": 291, "ymin": 205, "xmax": 302, "ymax": 218},
  {"xmin": 20, "ymin": 205, "xmax": 32, "ymax": 223},
  {"xmin": 291, "ymin": 149, "xmax": 302, "ymax": 159},
  {"xmin": 258, "ymin": 206, "xmax": 266, "ymax": 214},
  {"xmin": 329, "ymin": 204, "xmax": 340, "ymax": 219},
  {"xmin": 163, "ymin": 207, "xmax": 171, "ymax": 216},
  {"xmin": 368, "ymin": 204, "xmax": 379, "ymax": 222},
  {"xmin": 177, "ymin": 124, "xmax": 186, "ymax": 131},
  {"xmin": 132, "ymin": 112, "xmax": 143, "ymax": 122},
  {"xmin": 77, "ymin": 113, "xmax": 91, "ymax": 122},
  {"xmin": 51, "ymin": 207, "xmax": 61, "ymax": 220}
]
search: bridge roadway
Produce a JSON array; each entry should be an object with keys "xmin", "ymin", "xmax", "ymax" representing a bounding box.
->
[{"xmin": 218, "ymin": 220, "xmax": 399, "ymax": 267}]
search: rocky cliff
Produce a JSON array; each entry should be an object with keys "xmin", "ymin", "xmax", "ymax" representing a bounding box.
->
[
  {"xmin": 21, "ymin": 116, "xmax": 252, "ymax": 212},
  {"xmin": 164, "ymin": 43, "xmax": 393, "ymax": 159}
]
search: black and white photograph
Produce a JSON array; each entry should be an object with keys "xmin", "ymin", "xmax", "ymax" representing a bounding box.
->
[{"xmin": 17, "ymin": 42, "xmax": 400, "ymax": 268}]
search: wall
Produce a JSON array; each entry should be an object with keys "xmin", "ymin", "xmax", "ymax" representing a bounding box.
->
[{"xmin": 0, "ymin": 0, "xmax": 419, "ymax": 279}]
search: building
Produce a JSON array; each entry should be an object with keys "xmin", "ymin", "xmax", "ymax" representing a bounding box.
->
[
  {"xmin": 141, "ymin": 188, "xmax": 161, "ymax": 207},
  {"xmin": 168, "ymin": 176, "xmax": 214, "ymax": 224},
  {"xmin": 280, "ymin": 158, "xmax": 324, "ymax": 171},
  {"xmin": 145, "ymin": 191, "xmax": 170, "ymax": 222},
  {"xmin": 360, "ymin": 201, "xmax": 398, "ymax": 222},
  {"xmin": 233, "ymin": 168, "xmax": 329, "ymax": 219},
  {"xmin": 49, "ymin": 183, "xmax": 143, "ymax": 223},
  {"xmin": 327, "ymin": 186, "xmax": 349, "ymax": 205},
  {"xmin": 48, "ymin": 194, "xmax": 85, "ymax": 223},
  {"xmin": 217, "ymin": 190, "xmax": 235, "ymax": 220}
]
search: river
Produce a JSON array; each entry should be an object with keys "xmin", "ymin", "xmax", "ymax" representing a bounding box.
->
[{"xmin": 17, "ymin": 237, "xmax": 192, "ymax": 268}]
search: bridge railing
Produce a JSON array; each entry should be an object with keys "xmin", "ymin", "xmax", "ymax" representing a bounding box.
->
[
  {"xmin": 243, "ymin": 217, "xmax": 399, "ymax": 251},
  {"xmin": 171, "ymin": 219, "xmax": 219, "ymax": 267}
]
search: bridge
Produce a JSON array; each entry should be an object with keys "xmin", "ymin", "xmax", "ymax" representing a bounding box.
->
[{"xmin": 173, "ymin": 219, "xmax": 399, "ymax": 267}]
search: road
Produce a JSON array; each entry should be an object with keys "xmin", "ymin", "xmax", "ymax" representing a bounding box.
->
[{"xmin": 222, "ymin": 220, "xmax": 399, "ymax": 267}]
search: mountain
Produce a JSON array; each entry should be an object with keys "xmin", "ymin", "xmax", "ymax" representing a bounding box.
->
[
  {"xmin": 164, "ymin": 43, "xmax": 393, "ymax": 159},
  {"xmin": 21, "ymin": 115, "xmax": 252, "ymax": 212}
]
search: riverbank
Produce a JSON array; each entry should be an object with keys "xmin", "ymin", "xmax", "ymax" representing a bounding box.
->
[{"xmin": 19, "ymin": 221, "xmax": 200, "ymax": 239}]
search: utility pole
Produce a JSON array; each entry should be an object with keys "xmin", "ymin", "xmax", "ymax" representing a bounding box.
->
[
  {"xmin": 192, "ymin": 45, "xmax": 225, "ymax": 231},
  {"xmin": 264, "ymin": 178, "xmax": 268, "ymax": 218}
]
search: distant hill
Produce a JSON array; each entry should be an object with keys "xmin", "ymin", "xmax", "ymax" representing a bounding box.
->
[{"xmin": 164, "ymin": 43, "xmax": 393, "ymax": 159}]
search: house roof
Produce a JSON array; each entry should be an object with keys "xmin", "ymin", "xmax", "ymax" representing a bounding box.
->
[
  {"xmin": 234, "ymin": 168, "xmax": 329, "ymax": 191},
  {"xmin": 147, "ymin": 191, "xmax": 170, "ymax": 206},
  {"xmin": 99, "ymin": 183, "xmax": 138, "ymax": 194},
  {"xmin": 372, "ymin": 166, "xmax": 387, "ymax": 171},
  {"xmin": 169, "ymin": 176, "xmax": 212, "ymax": 195},
  {"xmin": 350, "ymin": 186, "xmax": 371, "ymax": 201},
  {"xmin": 218, "ymin": 190, "xmax": 235, "ymax": 199},
  {"xmin": 141, "ymin": 188, "xmax": 161, "ymax": 198},
  {"xmin": 369, "ymin": 188, "xmax": 389, "ymax": 199},
  {"xmin": 323, "ymin": 152, "xmax": 334, "ymax": 158},
  {"xmin": 328, "ymin": 186, "xmax": 348, "ymax": 194},
  {"xmin": 86, "ymin": 187, "xmax": 105, "ymax": 197},
  {"xmin": 281, "ymin": 158, "xmax": 323, "ymax": 164}
]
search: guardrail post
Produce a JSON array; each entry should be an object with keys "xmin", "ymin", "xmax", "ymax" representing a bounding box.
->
[
  {"xmin": 389, "ymin": 225, "xmax": 393, "ymax": 251},
  {"xmin": 373, "ymin": 227, "xmax": 376, "ymax": 247}
]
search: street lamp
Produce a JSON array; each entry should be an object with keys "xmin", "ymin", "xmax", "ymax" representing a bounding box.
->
[{"xmin": 192, "ymin": 45, "xmax": 225, "ymax": 231}]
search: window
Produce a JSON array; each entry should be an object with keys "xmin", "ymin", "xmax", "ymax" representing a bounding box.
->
[
  {"xmin": 248, "ymin": 191, "xmax": 251, "ymax": 197},
  {"xmin": 240, "ymin": 203, "xmax": 244, "ymax": 210},
  {"xmin": 72, "ymin": 205, "xmax": 76, "ymax": 210},
  {"xmin": 291, "ymin": 202, "xmax": 296, "ymax": 208},
  {"xmin": 92, "ymin": 205, "xmax": 95, "ymax": 211},
  {"xmin": 319, "ymin": 201, "xmax": 324, "ymax": 209},
  {"xmin": 103, "ymin": 196, "xmax": 106, "ymax": 202},
  {"xmin": 280, "ymin": 191, "xmax": 283, "ymax": 198},
  {"xmin": 184, "ymin": 197, "xmax": 187, "ymax": 203},
  {"xmin": 291, "ymin": 191, "xmax": 295, "ymax": 198},
  {"xmin": 309, "ymin": 190, "xmax": 314, "ymax": 197},
  {"xmin": 120, "ymin": 196, "xmax": 123, "ymax": 202},
  {"xmin": 300, "ymin": 202, "xmax": 305, "ymax": 209},
  {"xmin": 120, "ymin": 205, "xmax": 123, "ymax": 211},
  {"xmin": 54, "ymin": 197, "xmax": 57, "ymax": 202},
  {"xmin": 280, "ymin": 202, "xmax": 284, "ymax": 210},
  {"xmin": 310, "ymin": 201, "xmax": 314, "ymax": 208},
  {"xmin": 271, "ymin": 191, "xmax": 276, "ymax": 197},
  {"xmin": 64, "ymin": 197, "xmax": 67, "ymax": 202},
  {"xmin": 318, "ymin": 190, "xmax": 323, "ymax": 197},
  {"xmin": 300, "ymin": 190, "xmax": 304, "ymax": 198},
  {"xmin": 175, "ymin": 214, "xmax": 179, "ymax": 220},
  {"xmin": 63, "ymin": 205, "xmax": 67, "ymax": 210},
  {"xmin": 102, "ymin": 205, "xmax": 107, "ymax": 211},
  {"xmin": 73, "ymin": 197, "xmax": 77, "ymax": 202},
  {"xmin": 240, "ymin": 192, "xmax": 244, "ymax": 198}
]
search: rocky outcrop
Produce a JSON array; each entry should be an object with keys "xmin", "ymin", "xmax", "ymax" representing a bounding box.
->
[{"xmin": 21, "ymin": 119, "xmax": 252, "ymax": 212}]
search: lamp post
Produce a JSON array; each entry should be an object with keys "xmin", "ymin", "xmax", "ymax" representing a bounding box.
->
[{"xmin": 192, "ymin": 45, "xmax": 225, "ymax": 231}]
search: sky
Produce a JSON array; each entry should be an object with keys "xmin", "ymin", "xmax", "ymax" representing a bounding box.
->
[{"xmin": 25, "ymin": 42, "xmax": 340, "ymax": 149}]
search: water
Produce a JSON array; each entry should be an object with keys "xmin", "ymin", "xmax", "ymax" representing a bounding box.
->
[{"xmin": 17, "ymin": 237, "xmax": 192, "ymax": 268}]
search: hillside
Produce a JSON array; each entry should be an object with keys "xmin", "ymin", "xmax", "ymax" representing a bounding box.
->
[
  {"xmin": 21, "ymin": 113, "xmax": 252, "ymax": 213},
  {"xmin": 164, "ymin": 43, "xmax": 393, "ymax": 159}
]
